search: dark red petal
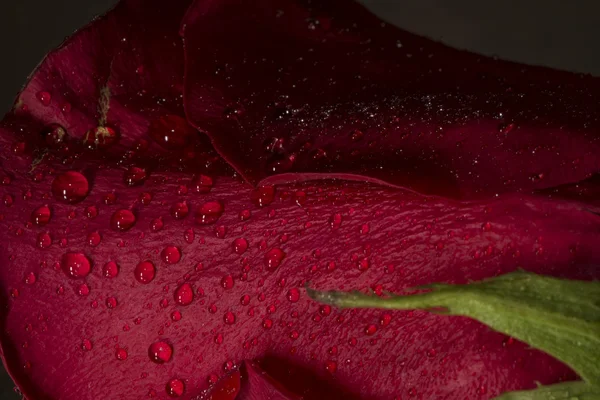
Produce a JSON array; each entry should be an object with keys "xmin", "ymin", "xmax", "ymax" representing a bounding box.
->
[
  {"xmin": 182, "ymin": 0, "xmax": 600, "ymax": 199},
  {"xmin": 236, "ymin": 361, "xmax": 301, "ymax": 400}
]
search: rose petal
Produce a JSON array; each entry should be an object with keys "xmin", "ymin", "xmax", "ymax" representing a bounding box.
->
[
  {"xmin": 182, "ymin": 0, "xmax": 600, "ymax": 198},
  {"xmin": 0, "ymin": 0, "xmax": 599, "ymax": 399}
]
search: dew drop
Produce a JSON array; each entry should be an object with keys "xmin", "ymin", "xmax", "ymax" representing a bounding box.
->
[
  {"xmin": 195, "ymin": 201, "xmax": 224, "ymax": 225},
  {"xmin": 62, "ymin": 252, "xmax": 91, "ymax": 278},
  {"xmin": 171, "ymin": 311, "xmax": 182, "ymax": 321},
  {"xmin": 251, "ymin": 186, "xmax": 275, "ymax": 207},
  {"xmin": 174, "ymin": 283, "xmax": 193, "ymax": 306},
  {"xmin": 287, "ymin": 288, "xmax": 300, "ymax": 303},
  {"xmin": 365, "ymin": 324, "xmax": 377, "ymax": 336},
  {"xmin": 86, "ymin": 232, "xmax": 101, "ymax": 247},
  {"xmin": 115, "ymin": 347, "xmax": 128, "ymax": 361},
  {"xmin": 123, "ymin": 166, "xmax": 147, "ymax": 187},
  {"xmin": 77, "ymin": 284, "xmax": 90, "ymax": 296},
  {"xmin": 329, "ymin": 213, "xmax": 342, "ymax": 229},
  {"xmin": 36, "ymin": 232, "xmax": 52, "ymax": 249},
  {"xmin": 111, "ymin": 209, "xmax": 136, "ymax": 231},
  {"xmin": 191, "ymin": 175, "xmax": 213, "ymax": 193},
  {"xmin": 150, "ymin": 217, "xmax": 164, "ymax": 232},
  {"xmin": 223, "ymin": 312, "xmax": 236, "ymax": 325},
  {"xmin": 166, "ymin": 378, "xmax": 185, "ymax": 397},
  {"xmin": 170, "ymin": 202, "xmax": 189, "ymax": 219},
  {"xmin": 106, "ymin": 297, "xmax": 118, "ymax": 309},
  {"xmin": 103, "ymin": 261, "xmax": 119, "ymax": 278},
  {"xmin": 139, "ymin": 192, "xmax": 152, "ymax": 205},
  {"xmin": 264, "ymin": 248, "xmax": 286, "ymax": 270},
  {"xmin": 51, "ymin": 171, "xmax": 89, "ymax": 203},
  {"xmin": 24, "ymin": 272, "xmax": 36, "ymax": 285},
  {"xmin": 81, "ymin": 339, "xmax": 93, "ymax": 351},
  {"xmin": 135, "ymin": 261, "xmax": 156, "ymax": 284},
  {"xmin": 161, "ymin": 246, "xmax": 181, "ymax": 264},
  {"xmin": 148, "ymin": 341, "xmax": 173, "ymax": 364},
  {"xmin": 36, "ymin": 91, "xmax": 51, "ymax": 106},
  {"xmin": 85, "ymin": 206, "xmax": 98, "ymax": 219},
  {"xmin": 325, "ymin": 360, "xmax": 337, "ymax": 374},
  {"xmin": 221, "ymin": 275, "xmax": 234, "ymax": 290},
  {"xmin": 184, "ymin": 229, "xmax": 195, "ymax": 244}
]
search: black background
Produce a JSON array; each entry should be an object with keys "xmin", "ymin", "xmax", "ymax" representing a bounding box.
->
[{"xmin": 0, "ymin": 0, "xmax": 599, "ymax": 398}]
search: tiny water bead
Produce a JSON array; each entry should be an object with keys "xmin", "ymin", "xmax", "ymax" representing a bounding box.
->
[
  {"xmin": 85, "ymin": 206, "xmax": 98, "ymax": 219},
  {"xmin": 103, "ymin": 261, "xmax": 119, "ymax": 278},
  {"xmin": 111, "ymin": 209, "xmax": 136, "ymax": 231},
  {"xmin": 148, "ymin": 341, "xmax": 173, "ymax": 364},
  {"xmin": 166, "ymin": 378, "xmax": 185, "ymax": 397},
  {"xmin": 135, "ymin": 261, "xmax": 156, "ymax": 284},
  {"xmin": 123, "ymin": 166, "xmax": 148, "ymax": 187},
  {"xmin": 264, "ymin": 248, "xmax": 286, "ymax": 270},
  {"xmin": 161, "ymin": 246, "xmax": 181, "ymax": 264},
  {"xmin": 77, "ymin": 284, "xmax": 90, "ymax": 296},
  {"xmin": 221, "ymin": 275, "xmax": 234, "ymax": 290},
  {"xmin": 31, "ymin": 205, "xmax": 51, "ymax": 226},
  {"xmin": 171, "ymin": 311, "xmax": 182, "ymax": 321},
  {"xmin": 329, "ymin": 213, "xmax": 342, "ymax": 229},
  {"xmin": 174, "ymin": 283, "xmax": 194, "ymax": 306},
  {"xmin": 81, "ymin": 339, "xmax": 93, "ymax": 351},
  {"xmin": 24, "ymin": 272, "xmax": 36, "ymax": 285},
  {"xmin": 37, "ymin": 91, "xmax": 51, "ymax": 106},
  {"xmin": 195, "ymin": 201, "xmax": 224, "ymax": 225},
  {"xmin": 62, "ymin": 252, "xmax": 91, "ymax": 278},
  {"xmin": 51, "ymin": 171, "xmax": 89, "ymax": 203}
]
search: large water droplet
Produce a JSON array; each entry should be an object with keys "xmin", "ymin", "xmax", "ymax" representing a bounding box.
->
[
  {"xmin": 264, "ymin": 248, "xmax": 286, "ymax": 271},
  {"xmin": 174, "ymin": 283, "xmax": 193, "ymax": 306},
  {"xmin": 161, "ymin": 246, "xmax": 181, "ymax": 264},
  {"xmin": 135, "ymin": 261, "xmax": 156, "ymax": 284},
  {"xmin": 148, "ymin": 115, "xmax": 194, "ymax": 150},
  {"xmin": 111, "ymin": 209, "xmax": 136, "ymax": 231},
  {"xmin": 195, "ymin": 201, "xmax": 224, "ymax": 225},
  {"xmin": 62, "ymin": 252, "xmax": 91, "ymax": 278},
  {"xmin": 51, "ymin": 171, "xmax": 89, "ymax": 203},
  {"xmin": 148, "ymin": 341, "xmax": 173, "ymax": 364}
]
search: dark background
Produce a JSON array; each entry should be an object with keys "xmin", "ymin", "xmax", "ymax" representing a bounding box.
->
[{"xmin": 0, "ymin": 0, "xmax": 598, "ymax": 398}]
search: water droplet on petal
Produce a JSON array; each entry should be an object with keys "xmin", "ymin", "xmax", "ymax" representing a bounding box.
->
[
  {"xmin": 171, "ymin": 311, "xmax": 182, "ymax": 321},
  {"xmin": 24, "ymin": 272, "xmax": 36, "ymax": 285},
  {"xmin": 191, "ymin": 175, "xmax": 213, "ymax": 193},
  {"xmin": 251, "ymin": 186, "xmax": 275, "ymax": 207},
  {"xmin": 170, "ymin": 202, "xmax": 189, "ymax": 219},
  {"xmin": 329, "ymin": 213, "xmax": 342, "ymax": 229},
  {"xmin": 86, "ymin": 232, "xmax": 101, "ymax": 247},
  {"xmin": 287, "ymin": 288, "xmax": 300, "ymax": 303},
  {"xmin": 36, "ymin": 91, "xmax": 51, "ymax": 106},
  {"xmin": 223, "ymin": 312, "xmax": 236, "ymax": 325},
  {"xmin": 135, "ymin": 261, "xmax": 156, "ymax": 284},
  {"xmin": 195, "ymin": 201, "xmax": 224, "ymax": 225},
  {"xmin": 232, "ymin": 238, "xmax": 248, "ymax": 254},
  {"xmin": 85, "ymin": 206, "xmax": 98, "ymax": 219},
  {"xmin": 150, "ymin": 217, "xmax": 164, "ymax": 232},
  {"xmin": 51, "ymin": 171, "xmax": 89, "ymax": 203},
  {"xmin": 111, "ymin": 209, "xmax": 136, "ymax": 231},
  {"xmin": 148, "ymin": 341, "xmax": 173, "ymax": 364},
  {"xmin": 161, "ymin": 246, "xmax": 181, "ymax": 264},
  {"xmin": 123, "ymin": 166, "xmax": 147, "ymax": 187},
  {"xmin": 81, "ymin": 339, "xmax": 92, "ymax": 351},
  {"xmin": 115, "ymin": 347, "xmax": 128, "ymax": 360},
  {"xmin": 174, "ymin": 283, "xmax": 193, "ymax": 306},
  {"xmin": 103, "ymin": 261, "xmax": 119, "ymax": 278},
  {"xmin": 221, "ymin": 275, "xmax": 234, "ymax": 290},
  {"xmin": 62, "ymin": 252, "xmax": 91, "ymax": 278},
  {"xmin": 166, "ymin": 378, "xmax": 185, "ymax": 397},
  {"xmin": 106, "ymin": 297, "xmax": 118, "ymax": 309},
  {"xmin": 264, "ymin": 248, "xmax": 286, "ymax": 270},
  {"xmin": 37, "ymin": 232, "xmax": 52, "ymax": 248}
]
